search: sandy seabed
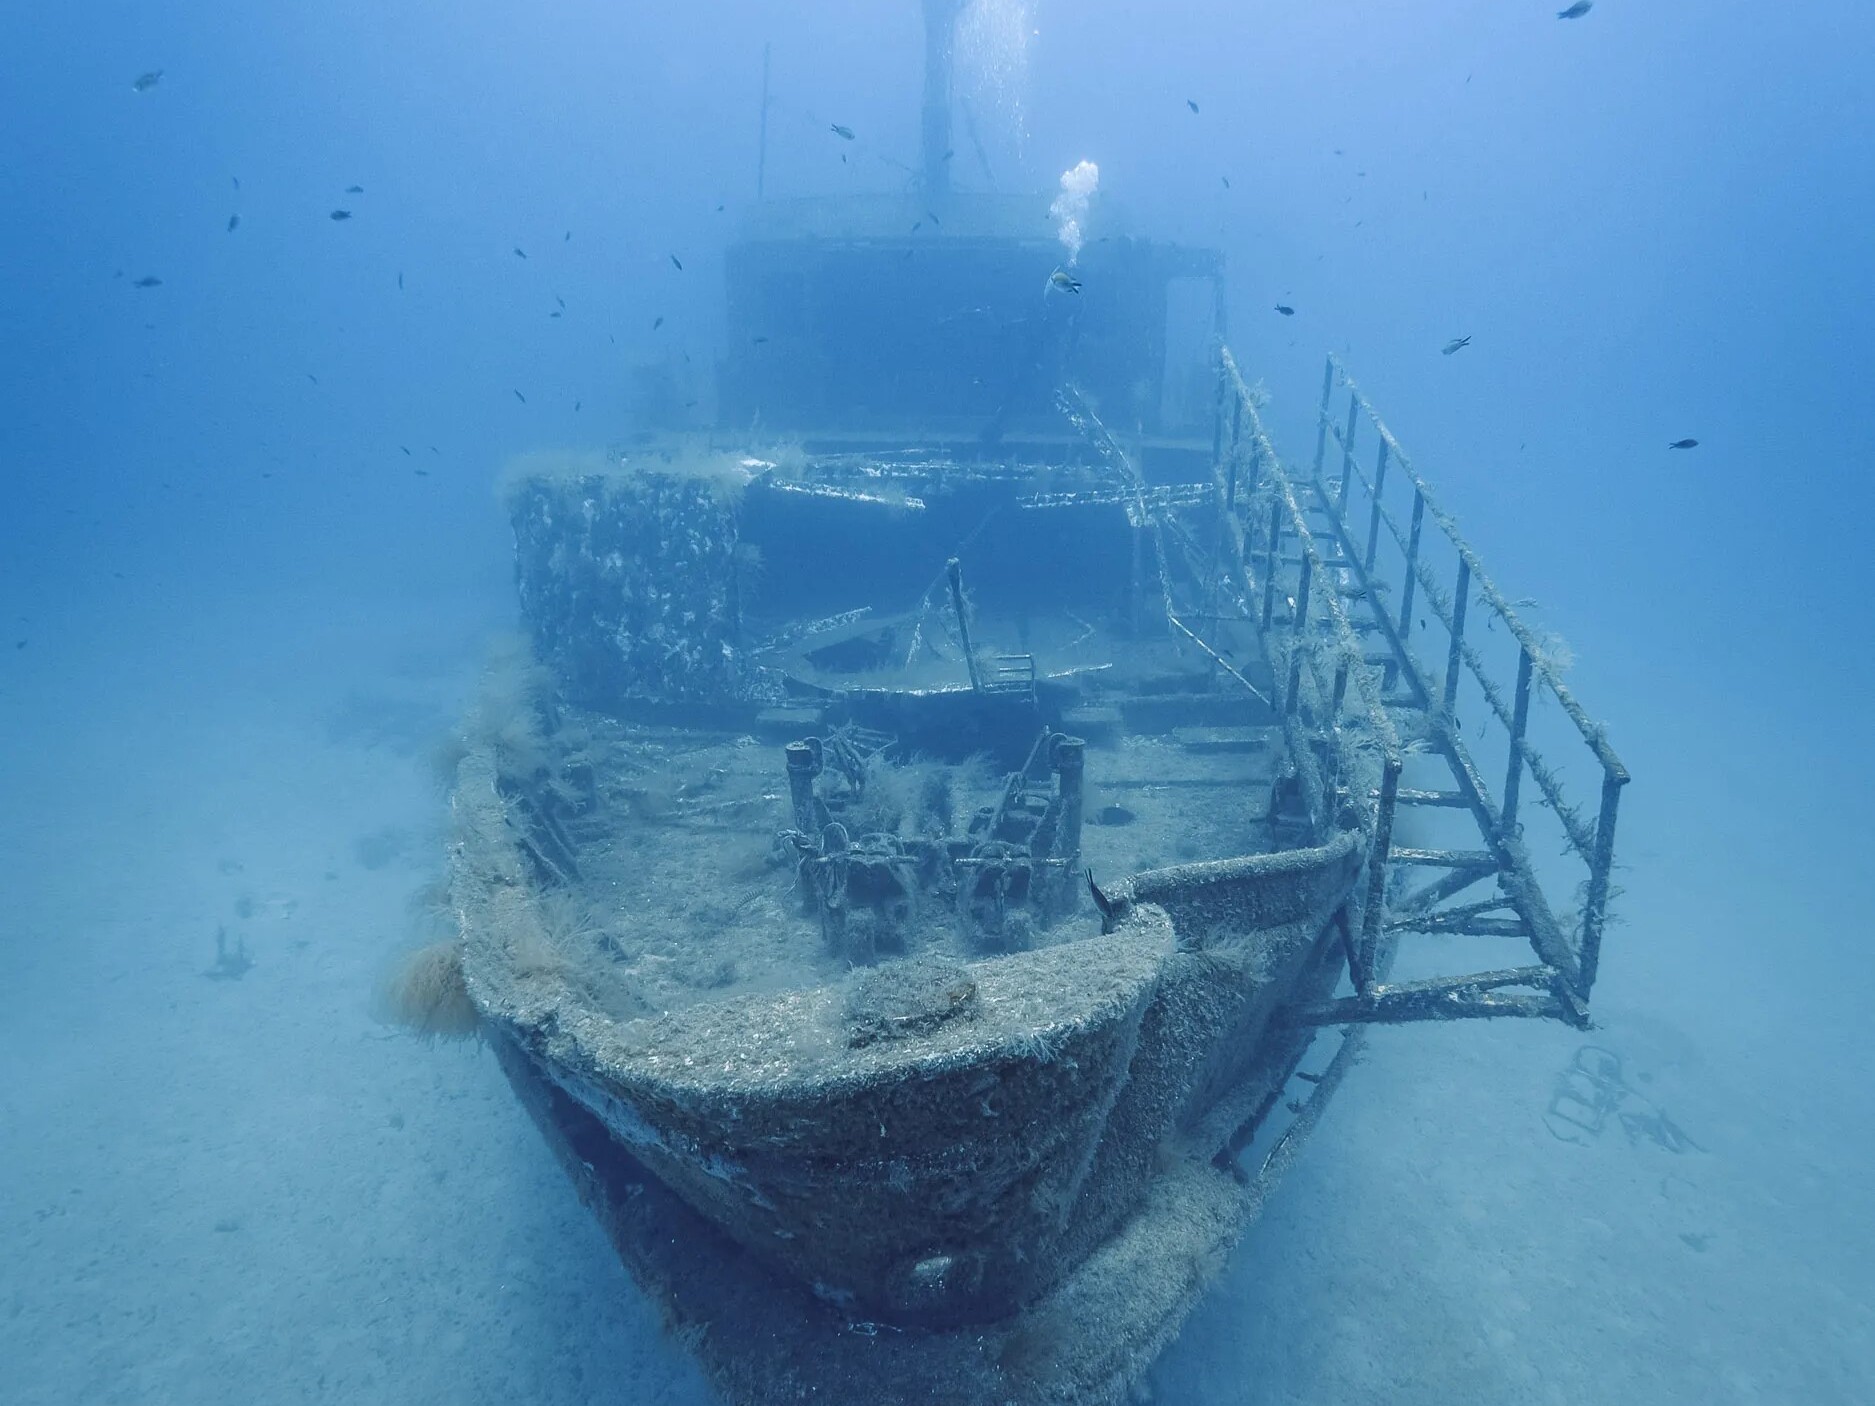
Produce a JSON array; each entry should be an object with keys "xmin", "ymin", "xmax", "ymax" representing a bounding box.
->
[{"xmin": 2, "ymin": 584, "xmax": 1868, "ymax": 1405}]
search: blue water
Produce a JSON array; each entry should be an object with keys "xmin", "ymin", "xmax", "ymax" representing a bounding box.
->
[{"xmin": 4, "ymin": 2, "xmax": 1871, "ymax": 1401}]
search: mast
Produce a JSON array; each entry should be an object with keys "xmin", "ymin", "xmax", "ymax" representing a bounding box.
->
[
  {"xmin": 756, "ymin": 41, "xmax": 771, "ymax": 199},
  {"xmin": 921, "ymin": 0, "xmax": 965, "ymax": 202}
]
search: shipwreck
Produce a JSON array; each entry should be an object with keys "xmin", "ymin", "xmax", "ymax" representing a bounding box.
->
[{"xmin": 406, "ymin": 6, "xmax": 1629, "ymax": 1402}]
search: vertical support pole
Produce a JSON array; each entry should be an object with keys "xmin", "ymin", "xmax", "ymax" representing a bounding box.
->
[
  {"xmin": 1312, "ymin": 356, "xmax": 1334, "ymax": 478},
  {"xmin": 785, "ymin": 741, "xmax": 818, "ymax": 832},
  {"xmin": 1284, "ymin": 557, "xmax": 1311, "ymax": 717},
  {"xmin": 1501, "ymin": 647, "xmax": 1534, "ymax": 834},
  {"xmin": 1052, "ymin": 735, "xmax": 1085, "ymax": 861},
  {"xmin": 1576, "ymin": 769, "xmax": 1625, "ymax": 999},
  {"xmin": 1227, "ymin": 396, "xmax": 1243, "ymax": 510},
  {"xmin": 1442, "ymin": 557, "xmax": 1471, "ymax": 717},
  {"xmin": 1397, "ymin": 488, "xmax": 1425, "ymax": 634},
  {"xmin": 1356, "ymin": 756, "xmax": 1402, "ymax": 992},
  {"xmin": 946, "ymin": 558, "xmax": 983, "ymax": 691},
  {"xmin": 1362, "ymin": 436, "xmax": 1390, "ymax": 572}
]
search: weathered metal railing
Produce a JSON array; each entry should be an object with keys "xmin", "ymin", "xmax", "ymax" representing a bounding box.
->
[{"xmin": 1203, "ymin": 348, "xmax": 1626, "ymax": 1028}]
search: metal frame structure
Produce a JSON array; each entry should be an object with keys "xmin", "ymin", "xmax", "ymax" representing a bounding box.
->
[{"xmin": 1204, "ymin": 349, "xmax": 1628, "ymax": 1029}]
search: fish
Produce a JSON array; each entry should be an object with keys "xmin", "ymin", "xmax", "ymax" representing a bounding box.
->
[
  {"xmin": 752, "ymin": 335, "xmax": 769, "ymax": 344},
  {"xmin": 514, "ymin": 247, "xmax": 527, "ymax": 259},
  {"xmin": 231, "ymin": 176, "xmax": 240, "ymax": 191},
  {"xmin": 133, "ymin": 275, "xmax": 162, "ymax": 288},
  {"xmin": 910, "ymin": 221, "xmax": 922, "ymax": 232},
  {"xmin": 1186, "ymin": 99, "xmax": 1200, "ymax": 113},
  {"xmin": 1557, "ymin": 1, "xmax": 1592, "ymax": 16},
  {"xmin": 1048, "ymin": 268, "xmax": 1083, "ymax": 294},
  {"xmin": 830, "ymin": 124, "xmax": 855, "ymax": 140},
  {"xmin": 652, "ymin": 315, "xmax": 664, "ymax": 330},
  {"xmin": 555, "ymin": 295, "xmax": 565, "ymax": 308},
  {"xmin": 1274, "ymin": 304, "xmax": 1295, "ymax": 316},
  {"xmin": 513, "ymin": 389, "xmax": 526, "ymax": 403},
  {"xmin": 1668, "ymin": 438, "xmax": 1699, "ymax": 449},
  {"xmin": 415, "ymin": 469, "xmax": 430, "ymax": 477},
  {"xmin": 400, "ymin": 445, "xmax": 411, "ymax": 456},
  {"xmin": 329, "ymin": 209, "xmax": 351, "ymax": 221},
  {"xmin": 430, "ymin": 446, "xmax": 439, "ymax": 454},
  {"xmin": 1441, "ymin": 335, "xmax": 1472, "ymax": 355},
  {"xmin": 549, "ymin": 310, "xmax": 562, "ymax": 318},
  {"xmin": 345, "ymin": 185, "xmax": 364, "ymax": 194},
  {"xmin": 1221, "ymin": 176, "xmax": 1231, "ymax": 189},
  {"xmin": 574, "ymin": 400, "xmax": 581, "ymax": 412},
  {"xmin": 397, "ymin": 271, "xmax": 403, "ymax": 290},
  {"xmin": 132, "ymin": 71, "xmax": 163, "ymax": 93},
  {"xmin": 927, "ymin": 211, "xmax": 941, "ymax": 226},
  {"xmin": 307, "ymin": 373, "xmax": 319, "ymax": 384},
  {"xmin": 671, "ymin": 254, "xmax": 683, "ymax": 271},
  {"xmin": 564, "ymin": 230, "xmax": 572, "ymax": 241}
]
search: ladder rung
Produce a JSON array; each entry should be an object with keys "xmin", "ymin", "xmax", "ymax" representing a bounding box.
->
[
  {"xmin": 1389, "ymin": 847, "xmax": 1496, "ymax": 868},
  {"xmin": 1393, "ymin": 788, "xmax": 1469, "ymax": 808}
]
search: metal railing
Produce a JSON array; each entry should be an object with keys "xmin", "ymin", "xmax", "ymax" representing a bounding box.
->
[{"xmin": 1203, "ymin": 349, "xmax": 1628, "ymax": 1027}]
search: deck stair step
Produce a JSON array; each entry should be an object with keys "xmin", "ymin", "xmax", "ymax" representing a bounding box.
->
[{"xmin": 1172, "ymin": 725, "xmax": 1273, "ymax": 755}]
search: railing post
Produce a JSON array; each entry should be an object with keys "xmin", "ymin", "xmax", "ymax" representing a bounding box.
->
[
  {"xmin": 1397, "ymin": 487, "xmax": 1425, "ymax": 634},
  {"xmin": 1261, "ymin": 500, "xmax": 1283, "ymax": 631},
  {"xmin": 1501, "ymin": 647, "xmax": 1534, "ymax": 833},
  {"xmin": 1312, "ymin": 355, "xmax": 1335, "ymax": 478},
  {"xmin": 1442, "ymin": 557, "xmax": 1470, "ymax": 717},
  {"xmin": 1338, "ymin": 392, "xmax": 1360, "ymax": 513},
  {"xmin": 1362, "ymin": 436, "xmax": 1391, "ymax": 572},
  {"xmin": 1576, "ymin": 768, "xmax": 1625, "ymax": 999},
  {"xmin": 1284, "ymin": 556, "xmax": 1312, "ymax": 716}
]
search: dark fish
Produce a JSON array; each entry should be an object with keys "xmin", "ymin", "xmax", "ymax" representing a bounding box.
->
[
  {"xmin": 1186, "ymin": 98, "xmax": 1199, "ymax": 114},
  {"xmin": 397, "ymin": 271, "xmax": 403, "ymax": 290},
  {"xmin": 345, "ymin": 185, "xmax": 364, "ymax": 194},
  {"xmin": 1221, "ymin": 176, "xmax": 1231, "ymax": 189},
  {"xmin": 564, "ymin": 230, "xmax": 572, "ymax": 241},
  {"xmin": 307, "ymin": 373, "xmax": 319, "ymax": 384},
  {"xmin": 513, "ymin": 247, "xmax": 527, "ymax": 259},
  {"xmin": 715, "ymin": 204, "xmax": 725, "ymax": 213},
  {"xmin": 415, "ymin": 469, "xmax": 429, "ymax": 477},
  {"xmin": 555, "ymin": 294, "xmax": 565, "ymax": 308},
  {"xmin": 430, "ymin": 446, "xmax": 439, "ymax": 454},
  {"xmin": 1668, "ymin": 438, "xmax": 1699, "ymax": 449},
  {"xmin": 329, "ymin": 209, "xmax": 351, "ymax": 221},
  {"xmin": 752, "ymin": 335, "xmax": 769, "ymax": 344},
  {"xmin": 133, "ymin": 275, "xmax": 162, "ymax": 288},
  {"xmin": 670, "ymin": 254, "xmax": 683, "ymax": 271},
  {"xmin": 132, "ymin": 70, "xmax": 163, "ymax": 93},
  {"xmin": 927, "ymin": 211, "xmax": 941, "ymax": 226},
  {"xmin": 910, "ymin": 221, "xmax": 922, "ymax": 232},
  {"xmin": 1557, "ymin": 1, "xmax": 1592, "ymax": 16},
  {"xmin": 226, "ymin": 214, "xmax": 239, "ymax": 232},
  {"xmin": 513, "ymin": 389, "xmax": 526, "ymax": 403},
  {"xmin": 1274, "ymin": 304, "xmax": 1295, "ymax": 316},
  {"xmin": 1441, "ymin": 335, "xmax": 1472, "ymax": 355},
  {"xmin": 830, "ymin": 124, "xmax": 855, "ymax": 140},
  {"xmin": 574, "ymin": 400, "xmax": 581, "ymax": 412},
  {"xmin": 231, "ymin": 176, "xmax": 240, "ymax": 190},
  {"xmin": 549, "ymin": 310, "xmax": 562, "ymax": 318},
  {"xmin": 652, "ymin": 316, "xmax": 664, "ymax": 330},
  {"xmin": 400, "ymin": 446, "xmax": 411, "ymax": 456}
]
